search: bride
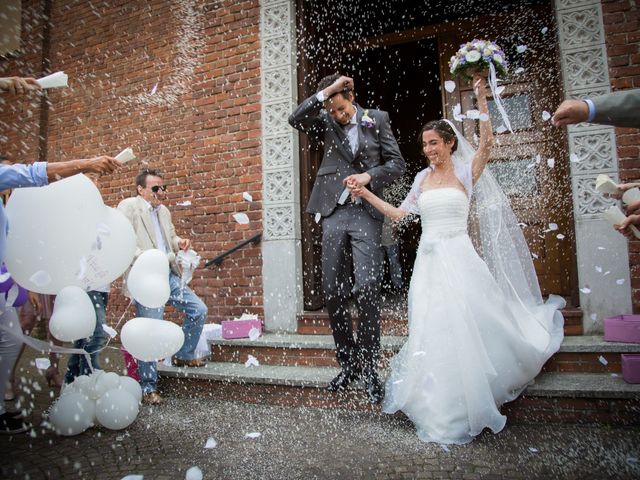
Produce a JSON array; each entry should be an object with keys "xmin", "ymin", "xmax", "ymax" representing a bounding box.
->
[{"xmin": 349, "ymin": 74, "xmax": 565, "ymax": 444}]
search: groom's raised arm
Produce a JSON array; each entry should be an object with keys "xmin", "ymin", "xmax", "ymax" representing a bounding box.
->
[
  {"xmin": 366, "ymin": 111, "xmax": 405, "ymax": 190},
  {"xmin": 288, "ymin": 94, "xmax": 326, "ymax": 142}
]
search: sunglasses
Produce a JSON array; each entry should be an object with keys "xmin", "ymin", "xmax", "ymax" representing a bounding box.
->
[{"xmin": 150, "ymin": 185, "xmax": 167, "ymax": 193}]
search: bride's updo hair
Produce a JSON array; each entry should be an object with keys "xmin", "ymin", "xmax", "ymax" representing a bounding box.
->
[{"xmin": 418, "ymin": 120, "xmax": 458, "ymax": 154}]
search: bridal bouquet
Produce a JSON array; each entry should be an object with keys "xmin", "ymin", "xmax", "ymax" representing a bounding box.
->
[{"xmin": 449, "ymin": 39, "xmax": 507, "ymax": 81}]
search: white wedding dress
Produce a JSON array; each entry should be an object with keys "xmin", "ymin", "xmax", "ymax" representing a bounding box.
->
[{"xmin": 383, "ymin": 186, "xmax": 565, "ymax": 444}]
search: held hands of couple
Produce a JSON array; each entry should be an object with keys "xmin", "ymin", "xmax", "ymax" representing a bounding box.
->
[{"xmin": 343, "ymin": 173, "xmax": 371, "ymax": 197}]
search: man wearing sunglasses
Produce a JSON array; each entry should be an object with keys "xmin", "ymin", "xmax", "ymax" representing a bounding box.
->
[{"xmin": 118, "ymin": 169, "xmax": 207, "ymax": 405}]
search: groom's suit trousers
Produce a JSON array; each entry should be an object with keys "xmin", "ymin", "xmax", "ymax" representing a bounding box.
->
[{"xmin": 321, "ymin": 203, "xmax": 384, "ymax": 369}]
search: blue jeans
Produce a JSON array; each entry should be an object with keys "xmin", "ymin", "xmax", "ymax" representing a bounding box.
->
[
  {"xmin": 135, "ymin": 272, "xmax": 207, "ymax": 393},
  {"xmin": 64, "ymin": 291, "xmax": 109, "ymax": 383}
]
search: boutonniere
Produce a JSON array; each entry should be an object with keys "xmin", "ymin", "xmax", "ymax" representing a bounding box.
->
[{"xmin": 361, "ymin": 110, "xmax": 376, "ymax": 128}]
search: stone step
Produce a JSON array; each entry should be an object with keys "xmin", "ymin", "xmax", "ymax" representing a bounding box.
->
[
  {"xmin": 297, "ymin": 307, "xmax": 584, "ymax": 336},
  {"xmin": 157, "ymin": 364, "xmax": 640, "ymax": 424},
  {"xmin": 210, "ymin": 333, "xmax": 640, "ymax": 372}
]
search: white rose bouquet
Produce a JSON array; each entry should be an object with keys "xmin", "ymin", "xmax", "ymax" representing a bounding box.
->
[{"xmin": 449, "ymin": 39, "xmax": 507, "ymax": 82}]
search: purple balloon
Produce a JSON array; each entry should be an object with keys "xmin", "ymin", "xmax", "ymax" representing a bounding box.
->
[{"xmin": 0, "ymin": 264, "xmax": 14, "ymax": 293}]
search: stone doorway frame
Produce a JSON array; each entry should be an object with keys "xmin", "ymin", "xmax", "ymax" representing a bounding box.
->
[{"xmin": 259, "ymin": 0, "xmax": 631, "ymax": 333}]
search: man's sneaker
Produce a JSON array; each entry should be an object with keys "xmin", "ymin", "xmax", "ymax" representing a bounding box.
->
[{"xmin": 0, "ymin": 412, "xmax": 30, "ymax": 434}]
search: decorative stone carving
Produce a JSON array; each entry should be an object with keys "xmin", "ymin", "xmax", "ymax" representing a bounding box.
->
[
  {"xmin": 265, "ymin": 170, "xmax": 294, "ymax": 203},
  {"xmin": 574, "ymin": 176, "xmax": 616, "ymax": 216},
  {"xmin": 569, "ymin": 130, "xmax": 617, "ymax": 174},
  {"xmin": 262, "ymin": 36, "xmax": 290, "ymax": 69},
  {"xmin": 555, "ymin": 0, "xmax": 599, "ymax": 11},
  {"xmin": 263, "ymin": 67, "xmax": 291, "ymax": 102},
  {"xmin": 563, "ymin": 47, "xmax": 608, "ymax": 90},
  {"xmin": 264, "ymin": 102, "xmax": 291, "ymax": 135},
  {"xmin": 262, "ymin": 2, "xmax": 290, "ymax": 39},
  {"xmin": 265, "ymin": 205, "xmax": 295, "ymax": 239},
  {"xmin": 264, "ymin": 136, "xmax": 293, "ymax": 169},
  {"xmin": 557, "ymin": 5, "xmax": 603, "ymax": 48}
]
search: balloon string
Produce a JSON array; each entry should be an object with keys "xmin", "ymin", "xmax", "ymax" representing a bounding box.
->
[
  {"xmin": 92, "ymin": 297, "xmax": 133, "ymax": 358},
  {"xmin": 488, "ymin": 62, "xmax": 513, "ymax": 134}
]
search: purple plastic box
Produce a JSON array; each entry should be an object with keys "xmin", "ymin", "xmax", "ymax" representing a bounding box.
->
[
  {"xmin": 622, "ymin": 354, "xmax": 640, "ymax": 384},
  {"xmin": 221, "ymin": 319, "xmax": 262, "ymax": 339},
  {"xmin": 603, "ymin": 315, "xmax": 640, "ymax": 344}
]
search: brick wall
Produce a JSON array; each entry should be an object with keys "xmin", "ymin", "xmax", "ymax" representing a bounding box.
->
[
  {"xmin": 1, "ymin": 0, "xmax": 263, "ymax": 325},
  {"xmin": 601, "ymin": 0, "xmax": 640, "ymax": 311},
  {"xmin": 0, "ymin": 0, "xmax": 47, "ymax": 162}
]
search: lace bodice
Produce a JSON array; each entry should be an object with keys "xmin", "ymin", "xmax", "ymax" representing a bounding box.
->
[{"xmin": 418, "ymin": 188, "xmax": 469, "ymax": 242}]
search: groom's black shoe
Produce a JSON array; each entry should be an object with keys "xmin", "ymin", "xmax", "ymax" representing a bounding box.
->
[
  {"xmin": 327, "ymin": 366, "xmax": 360, "ymax": 393},
  {"xmin": 362, "ymin": 366, "xmax": 384, "ymax": 404}
]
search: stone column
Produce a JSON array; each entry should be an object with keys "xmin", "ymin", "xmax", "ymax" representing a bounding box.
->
[
  {"xmin": 555, "ymin": 0, "xmax": 632, "ymax": 332},
  {"xmin": 260, "ymin": 0, "xmax": 303, "ymax": 331}
]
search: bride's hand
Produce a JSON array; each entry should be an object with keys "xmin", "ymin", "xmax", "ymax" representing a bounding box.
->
[{"xmin": 473, "ymin": 74, "xmax": 487, "ymax": 97}]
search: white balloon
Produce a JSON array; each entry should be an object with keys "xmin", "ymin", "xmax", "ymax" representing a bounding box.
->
[
  {"xmin": 121, "ymin": 317, "xmax": 185, "ymax": 362},
  {"xmin": 94, "ymin": 371, "xmax": 121, "ymax": 399},
  {"xmin": 49, "ymin": 286, "xmax": 97, "ymax": 342},
  {"xmin": 118, "ymin": 375, "xmax": 143, "ymax": 403},
  {"xmin": 95, "ymin": 388, "xmax": 139, "ymax": 430},
  {"xmin": 127, "ymin": 249, "xmax": 170, "ymax": 308},
  {"xmin": 77, "ymin": 206, "xmax": 136, "ymax": 290},
  {"xmin": 66, "ymin": 374, "xmax": 92, "ymax": 397},
  {"xmin": 5, "ymin": 174, "xmax": 104, "ymax": 294},
  {"xmin": 185, "ymin": 466, "xmax": 203, "ymax": 480},
  {"xmin": 49, "ymin": 392, "xmax": 95, "ymax": 436}
]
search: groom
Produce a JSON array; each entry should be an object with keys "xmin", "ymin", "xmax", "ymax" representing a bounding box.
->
[{"xmin": 289, "ymin": 74, "xmax": 405, "ymax": 403}]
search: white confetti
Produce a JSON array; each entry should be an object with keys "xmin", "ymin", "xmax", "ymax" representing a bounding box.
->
[
  {"xmin": 528, "ymin": 447, "xmax": 539, "ymax": 453},
  {"xmin": 233, "ymin": 213, "xmax": 250, "ymax": 225},
  {"xmin": 121, "ymin": 476, "xmax": 143, "ymax": 480},
  {"xmin": 102, "ymin": 324, "xmax": 118, "ymax": 338},
  {"xmin": 570, "ymin": 153, "xmax": 581, "ymax": 163},
  {"xmin": 248, "ymin": 326, "xmax": 260, "ymax": 341},
  {"xmin": 204, "ymin": 437, "xmax": 217, "ymax": 449},
  {"xmin": 440, "ymin": 444, "xmax": 450, "ymax": 452},
  {"xmin": 35, "ymin": 358, "xmax": 51, "ymax": 370},
  {"xmin": 616, "ymin": 278, "xmax": 625, "ymax": 285},
  {"xmin": 496, "ymin": 125, "xmax": 507, "ymax": 134},
  {"xmin": 495, "ymin": 85, "xmax": 506, "ymax": 95},
  {"xmin": 611, "ymin": 373, "xmax": 619, "ymax": 378},
  {"xmin": 244, "ymin": 355, "xmax": 259, "ymax": 368},
  {"xmin": 392, "ymin": 379, "xmax": 404, "ymax": 385},
  {"xmin": 542, "ymin": 111, "xmax": 551, "ymax": 121},
  {"xmin": 541, "ymin": 27, "xmax": 548, "ymax": 34},
  {"xmin": 532, "ymin": 253, "xmax": 539, "ymax": 259},
  {"xmin": 604, "ymin": 271, "xmax": 611, "ymax": 276},
  {"xmin": 515, "ymin": 67, "xmax": 525, "ymax": 74},
  {"xmin": 535, "ymin": 154, "xmax": 541, "ymax": 164},
  {"xmin": 30, "ymin": 270, "xmax": 52, "ymax": 287},
  {"xmin": 548, "ymin": 223, "xmax": 559, "ymax": 231},
  {"xmin": 590, "ymin": 313, "xmax": 597, "ymax": 321},
  {"xmin": 595, "ymin": 266, "xmax": 602, "ymax": 273},
  {"xmin": 245, "ymin": 432, "xmax": 261, "ymax": 439},
  {"xmin": 479, "ymin": 112, "xmax": 489, "ymax": 121},
  {"xmin": 314, "ymin": 212, "xmax": 322, "ymax": 224},
  {"xmin": 444, "ymin": 80, "xmax": 456, "ymax": 93},
  {"xmin": 176, "ymin": 200, "xmax": 192, "ymax": 207},
  {"xmin": 518, "ymin": 222, "xmax": 528, "ymax": 228},
  {"xmin": 413, "ymin": 351, "xmax": 426, "ymax": 357},
  {"xmin": 597, "ymin": 246, "xmax": 606, "ymax": 250},
  {"xmin": 598, "ymin": 355, "xmax": 608, "ymax": 366},
  {"xmin": 627, "ymin": 457, "xmax": 639, "ymax": 465},
  {"xmin": 185, "ymin": 466, "xmax": 203, "ymax": 480},
  {"xmin": 465, "ymin": 109, "xmax": 480, "ymax": 120},
  {"xmin": 556, "ymin": 234, "xmax": 565, "ymax": 240},
  {"xmin": 547, "ymin": 158, "xmax": 555, "ymax": 168},
  {"xmin": 580, "ymin": 287, "xmax": 591, "ymax": 294},
  {"xmin": 516, "ymin": 45, "xmax": 527, "ymax": 53},
  {"xmin": 526, "ymin": 163, "xmax": 536, "ymax": 170},
  {"xmin": 242, "ymin": 192, "xmax": 253, "ymax": 202},
  {"xmin": 150, "ymin": 83, "xmax": 158, "ymax": 95},
  {"xmin": 453, "ymin": 103, "xmax": 465, "ymax": 122}
]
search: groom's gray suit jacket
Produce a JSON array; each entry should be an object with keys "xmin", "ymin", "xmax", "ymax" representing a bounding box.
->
[{"xmin": 288, "ymin": 95, "xmax": 405, "ymax": 220}]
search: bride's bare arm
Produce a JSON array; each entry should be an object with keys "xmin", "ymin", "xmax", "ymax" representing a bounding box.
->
[
  {"xmin": 471, "ymin": 74, "xmax": 495, "ymax": 184},
  {"xmin": 350, "ymin": 183, "xmax": 408, "ymax": 221}
]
